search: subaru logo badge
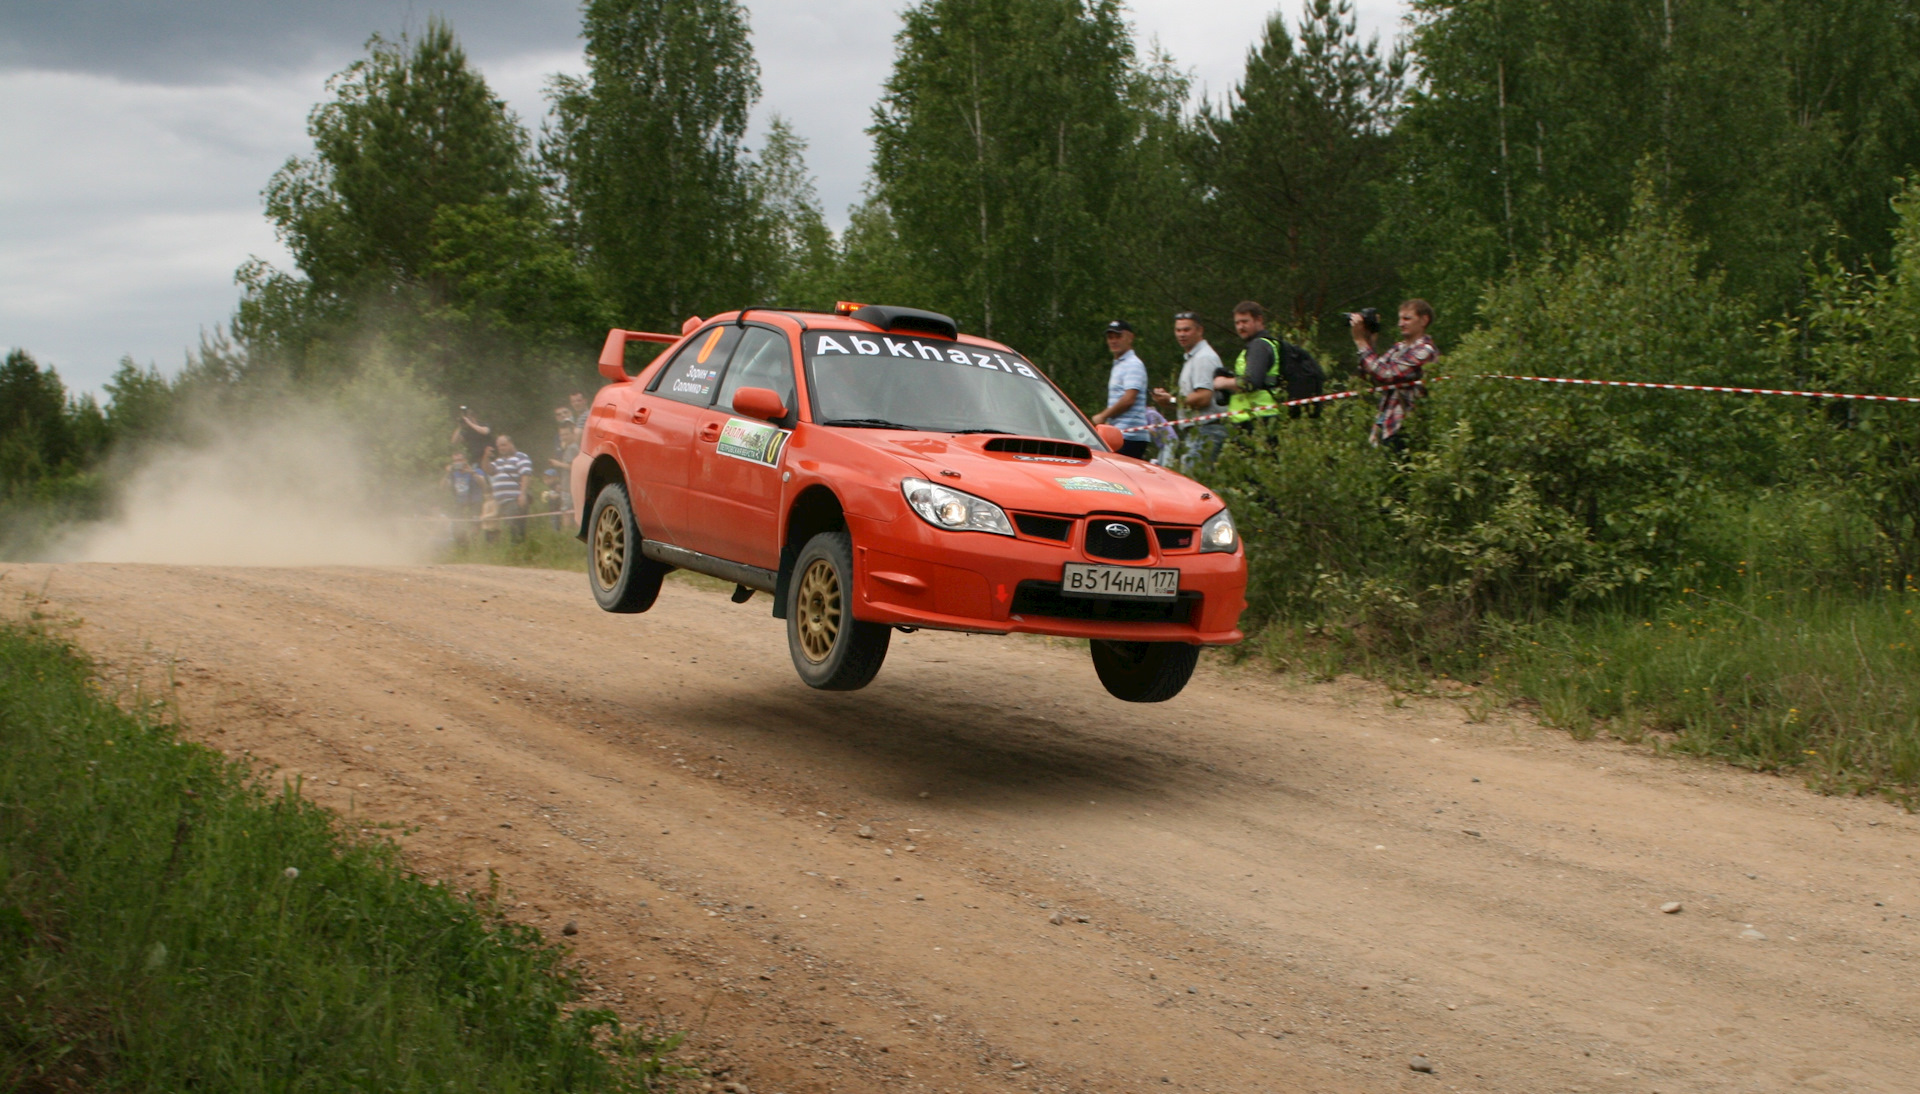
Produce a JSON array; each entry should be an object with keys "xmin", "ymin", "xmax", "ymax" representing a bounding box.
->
[{"xmin": 1103, "ymin": 522, "xmax": 1132, "ymax": 539}]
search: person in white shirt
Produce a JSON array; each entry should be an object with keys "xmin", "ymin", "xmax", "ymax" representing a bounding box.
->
[{"xmin": 1152, "ymin": 311, "xmax": 1228, "ymax": 472}]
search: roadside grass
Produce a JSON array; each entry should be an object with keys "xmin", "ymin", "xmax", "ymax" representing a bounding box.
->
[
  {"xmin": 440, "ymin": 517, "xmax": 587, "ymax": 571},
  {"xmin": 0, "ymin": 619, "xmax": 683, "ymax": 1091}
]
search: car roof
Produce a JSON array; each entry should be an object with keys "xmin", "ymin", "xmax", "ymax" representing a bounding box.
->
[{"xmin": 708, "ymin": 307, "xmax": 1019, "ymax": 355}]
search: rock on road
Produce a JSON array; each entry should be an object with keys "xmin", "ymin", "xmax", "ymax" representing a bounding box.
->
[{"xmin": 9, "ymin": 563, "xmax": 1918, "ymax": 1093}]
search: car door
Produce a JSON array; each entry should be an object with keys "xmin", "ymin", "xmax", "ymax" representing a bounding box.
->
[
  {"xmin": 617, "ymin": 324, "xmax": 743, "ymax": 547},
  {"xmin": 683, "ymin": 324, "xmax": 798, "ymax": 570}
]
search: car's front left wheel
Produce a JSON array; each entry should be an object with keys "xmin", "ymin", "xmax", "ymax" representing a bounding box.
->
[
  {"xmin": 786, "ymin": 531, "xmax": 890, "ymax": 690},
  {"xmin": 1090, "ymin": 639, "xmax": 1199, "ymax": 702},
  {"xmin": 588, "ymin": 483, "xmax": 668, "ymax": 613}
]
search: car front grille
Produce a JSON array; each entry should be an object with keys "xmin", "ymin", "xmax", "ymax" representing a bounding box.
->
[
  {"xmin": 1154, "ymin": 526, "xmax": 1195, "ymax": 550},
  {"xmin": 1013, "ymin": 513, "xmax": 1073, "ymax": 541},
  {"xmin": 1084, "ymin": 518, "xmax": 1150, "ymax": 561}
]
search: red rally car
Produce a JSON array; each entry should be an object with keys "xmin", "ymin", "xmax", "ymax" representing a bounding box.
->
[{"xmin": 572, "ymin": 302, "xmax": 1246, "ymax": 702}]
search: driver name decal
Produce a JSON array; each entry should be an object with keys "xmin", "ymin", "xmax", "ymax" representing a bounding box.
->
[
  {"xmin": 1054, "ymin": 476, "xmax": 1132, "ymax": 495},
  {"xmin": 717, "ymin": 417, "xmax": 790, "ymax": 467}
]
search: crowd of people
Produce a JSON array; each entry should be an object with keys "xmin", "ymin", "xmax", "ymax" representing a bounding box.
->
[
  {"xmin": 442, "ymin": 391, "xmax": 589, "ymax": 543},
  {"xmin": 1091, "ymin": 299, "xmax": 1438, "ymax": 470}
]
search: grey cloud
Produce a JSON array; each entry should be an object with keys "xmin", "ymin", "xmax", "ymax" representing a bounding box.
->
[{"xmin": 0, "ymin": 1, "xmax": 583, "ymax": 84}]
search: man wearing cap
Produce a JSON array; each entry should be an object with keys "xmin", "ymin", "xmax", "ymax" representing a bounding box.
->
[
  {"xmin": 1090, "ymin": 319, "xmax": 1153, "ymax": 458},
  {"xmin": 1153, "ymin": 311, "xmax": 1228, "ymax": 471}
]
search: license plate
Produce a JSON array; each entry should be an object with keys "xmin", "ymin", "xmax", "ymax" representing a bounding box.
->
[{"xmin": 1061, "ymin": 562, "xmax": 1179, "ymax": 599}]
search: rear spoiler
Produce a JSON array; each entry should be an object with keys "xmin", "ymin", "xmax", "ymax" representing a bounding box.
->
[{"xmin": 598, "ymin": 328, "xmax": 680, "ymax": 382}]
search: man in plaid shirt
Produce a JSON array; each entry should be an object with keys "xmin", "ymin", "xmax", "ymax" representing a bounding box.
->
[{"xmin": 1350, "ymin": 299, "xmax": 1437, "ymax": 450}]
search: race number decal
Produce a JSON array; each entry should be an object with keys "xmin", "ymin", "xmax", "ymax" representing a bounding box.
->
[{"xmin": 717, "ymin": 417, "xmax": 790, "ymax": 467}]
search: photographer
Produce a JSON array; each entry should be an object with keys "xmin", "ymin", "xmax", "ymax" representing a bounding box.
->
[{"xmin": 1350, "ymin": 300, "xmax": 1437, "ymax": 451}]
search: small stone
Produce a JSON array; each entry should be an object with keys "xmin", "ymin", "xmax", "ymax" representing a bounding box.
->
[
  {"xmin": 1410, "ymin": 1055, "xmax": 1435, "ymax": 1073},
  {"xmin": 1010, "ymin": 1062, "xmax": 1027, "ymax": 1071},
  {"xmin": 1187, "ymin": 986, "xmax": 1197, "ymax": 994},
  {"xmin": 914, "ymin": 894, "xmax": 925, "ymax": 901},
  {"xmin": 904, "ymin": 843, "xmax": 917, "ymax": 852},
  {"xmin": 918, "ymin": 791, "xmax": 929, "ymax": 798},
  {"xmin": 562, "ymin": 920, "xmax": 578, "ymax": 936},
  {"xmin": 1740, "ymin": 927, "xmax": 1767, "ymax": 940},
  {"xmin": 1074, "ymin": 914, "xmax": 1090, "ymax": 923},
  {"xmin": 1660, "ymin": 901, "xmax": 1683, "ymax": 914},
  {"xmin": 499, "ymin": 822, "xmax": 512, "ymax": 829},
  {"xmin": 857, "ymin": 825, "xmax": 875, "ymax": 839},
  {"xmin": 722, "ymin": 1083, "xmax": 751, "ymax": 1094},
  {"xmin": 1462, "ymin": 829, "xmax": 1482, "ymax": 838},
  {"xmin": 1048, "ymin": 910, "xmax": 1065, "ymax": 925}
]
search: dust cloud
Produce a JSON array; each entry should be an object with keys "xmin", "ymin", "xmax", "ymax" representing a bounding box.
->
[{"xmin": 55, "ymin": 413, "xmax": 432, "ymax": 567}]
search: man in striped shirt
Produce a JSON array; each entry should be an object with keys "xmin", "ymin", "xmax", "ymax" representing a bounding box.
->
[
  {"xmin": 488, "ymin": 434, "xmax": 534, "ymax": 542},
  {"xmin": 1351, "ymin": 299, "xmax": 1437, "ymax": 452}
]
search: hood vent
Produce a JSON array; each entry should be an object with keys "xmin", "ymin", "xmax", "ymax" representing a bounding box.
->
[{"xmin": 983, "ymin": 437, "xmax": 1092, "ymax": 461}]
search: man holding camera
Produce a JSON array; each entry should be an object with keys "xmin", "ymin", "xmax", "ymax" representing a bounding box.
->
[
  {"xmin": 1350, "ymin": 299, "xmax": 1437, "ymax": 451},
  {"xmin": 1211, "ymin": 301, "xmax": 1286, "ymax": 426}
]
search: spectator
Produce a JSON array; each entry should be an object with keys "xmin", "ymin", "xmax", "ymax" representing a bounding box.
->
[
  {"xmin": 443, "ymin": 453, "xmax": 485, "ymax": 541},
  {"xmin": 1211, "ymin": 302, "xmax": 1284, "ymax": 426},
  {"xmin": 1089, "ymin": 319, "xmax": 1152, "ymax": 459},
  {"xmin": 1152, "ymin": 310, "xmax": 1228, "ymax": 471},
  {"xmin": 452, "ymin": 409, "xmax": 492, "ymax": 465},
  {"xmin": 1352, "ymin": 299, "xmax": 1438, "ymax": 452},
  {"xmin": 549, "ymin": 425, "xmax": 580, "ymax": 523},
  {"xmin": 569, "ymin": 391, "xmax": 590, "ymax": 429},
  {"xmin": 487, "ymin": 433, "xmax": 534, "ymax": 543}
]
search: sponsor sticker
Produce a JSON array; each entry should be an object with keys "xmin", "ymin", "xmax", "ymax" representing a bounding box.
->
[
  {"xmin": 1054, "ymin": 475, "xmax": 1132, "ymax": 495},
  {"xmin": 716, "ymin": 417, "xmax": 790, "ymax": 467}
]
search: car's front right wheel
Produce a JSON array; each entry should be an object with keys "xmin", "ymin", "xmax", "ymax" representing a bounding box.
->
[
  {"xmin": 786, "ymin": 531, "xmax": 890, "ymax": 690},
  {"xmin": 588, "ymin": 482, "xmax": 667, "ymax": 613},
  {"xmin": 1090, "ymin": 639, "xmax": 1200, "ymax": 702}
]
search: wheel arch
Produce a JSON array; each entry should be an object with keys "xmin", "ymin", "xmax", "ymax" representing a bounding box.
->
[
  {"xmin": 774, "ymin": 485, "xmax": 847, "ymax": 618},
  {"xmin": 577, "ymin": 453, "xmax": 625, "ymax": 541}
]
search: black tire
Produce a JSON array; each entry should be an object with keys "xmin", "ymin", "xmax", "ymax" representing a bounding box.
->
[
  {"xmin": 1090, "ymin": 639, "xmax": 1200, "ymax": 703},
  {"xmin": 786, "ymin": 531, "xmax": 890, "ymax": 690},
  {"xmin": 588, "ymin": 483, "xmax": 667, "ymax": 614}
]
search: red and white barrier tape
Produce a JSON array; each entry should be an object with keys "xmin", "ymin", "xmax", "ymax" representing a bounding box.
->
[{"xmin": 1163, "ymin": 373, "xmax": 1920, "ymax": 430}]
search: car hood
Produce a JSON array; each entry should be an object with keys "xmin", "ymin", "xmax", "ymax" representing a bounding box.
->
[{"xmin": 833, "ymin": 431, "xmax": 1221, "ymax": 523}]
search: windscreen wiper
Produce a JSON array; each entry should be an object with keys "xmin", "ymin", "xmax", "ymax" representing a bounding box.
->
[
  {"xmin": 819, "ymin": 418, "xmax": 919, "ymax": 430},
  {"xmin": 948, "ymin": 428, "xmax": 1013, "ymax": 435}
]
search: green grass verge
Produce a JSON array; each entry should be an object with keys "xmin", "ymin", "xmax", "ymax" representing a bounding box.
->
[
  {"xmin": 1248, "ymin": 582, "xmax": 1920, "ymax": 803},
  {"xmin": 0, "ymin": 619, "xmax": 682, "ymax": 1091},
  {"xmin": 439, "ymin": 518, "xmax": 588, "ymax": 571}
]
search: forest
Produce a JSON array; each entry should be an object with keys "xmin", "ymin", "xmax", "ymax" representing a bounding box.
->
[{"xmin": 5, "ymin": 0, "xmax": 1920, "ymax": 794}]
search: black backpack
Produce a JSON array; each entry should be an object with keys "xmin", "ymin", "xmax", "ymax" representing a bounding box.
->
[{"xmin": 1254, "ymin": 334, "xmax": 1324, "ymax": 398}]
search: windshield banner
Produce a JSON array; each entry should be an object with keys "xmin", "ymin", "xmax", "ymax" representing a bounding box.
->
[{"xmin": 807, "ymin": 332, "xmax": 1039, "ymax": 380}]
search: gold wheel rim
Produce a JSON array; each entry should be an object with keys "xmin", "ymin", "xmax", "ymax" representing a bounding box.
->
[
  {"xmin": 795, "ymin": 558, "xmax": 841, "ymax": 663},
  {"xmin": 592, "ymin": 504, "xmax": 626, "ymax": 590}
]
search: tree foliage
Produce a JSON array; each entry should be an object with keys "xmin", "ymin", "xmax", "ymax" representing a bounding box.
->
[{"xmin": 545, "ymin": 0, "xmax": 765, "ymax": 328}]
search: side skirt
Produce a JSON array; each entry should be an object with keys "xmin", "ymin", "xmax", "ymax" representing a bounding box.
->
[{"xmin": 640, "ymin": 541, "xmax": 779, "ymax": 595}]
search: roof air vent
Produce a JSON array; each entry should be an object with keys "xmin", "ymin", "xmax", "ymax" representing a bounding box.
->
[
  {"xmin": 848, "ymin": 304, "xmax": 959, "ymax": 340},
  {"xmin": 983, "ymin": 437, "xmax": 1093, "ymax": 461}
]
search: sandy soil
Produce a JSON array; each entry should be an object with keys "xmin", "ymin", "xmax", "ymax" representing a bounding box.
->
[{"xmin": 7, "ymin": 562, "xmax": 1918, "ymax": 1094}]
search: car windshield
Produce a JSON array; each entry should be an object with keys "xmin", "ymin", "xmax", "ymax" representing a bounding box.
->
[{"xmin": 803, "ymin": 332, "xmax": 1101, "ymax": 445}]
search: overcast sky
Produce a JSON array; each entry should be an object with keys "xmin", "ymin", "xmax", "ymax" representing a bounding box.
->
[{"xmin": 1, "ymin": 1, "xmax": 1410, "ymax": 395}]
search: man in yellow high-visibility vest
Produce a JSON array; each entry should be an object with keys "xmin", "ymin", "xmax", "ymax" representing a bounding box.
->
[{"xmin": 1210, "ymin": 301, "xmax": 1282, "ymax": 425}]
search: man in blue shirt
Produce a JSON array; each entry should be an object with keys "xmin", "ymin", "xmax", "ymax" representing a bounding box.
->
[{"xmin": 1090, "ymin": 319, "xmax": 1153, "ymax": 458}]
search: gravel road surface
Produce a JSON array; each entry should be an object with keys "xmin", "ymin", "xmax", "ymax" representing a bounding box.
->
[{"xmin": 8, "ymin": 563, "xmax": 1917, "ymax": 1093}]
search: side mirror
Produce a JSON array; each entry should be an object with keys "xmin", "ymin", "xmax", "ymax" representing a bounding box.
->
[
  {"xmin": 1095, "ymin": 424, "xmax": 1126, "ymax": 452},
  {"xmin": 731, "ymin": 386, "xmax": 788, "ymax": 423},
  {"xmin": 598, "ymin": 329, "xmax": 632, "ymax": 383}
]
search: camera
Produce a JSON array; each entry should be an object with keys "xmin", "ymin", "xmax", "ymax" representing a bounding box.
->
[{"xmin": 1349, "ymin": 308, "xmax": 1381, "ymax": 334}]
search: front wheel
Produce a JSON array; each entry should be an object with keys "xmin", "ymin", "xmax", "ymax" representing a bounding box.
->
[
  {"xmin": 1090, "ymin": 639, "xmax": 1199, "ymax": 703},
  {"xmin": 588, "ymin": 483, "xmax": 668, "ymax": 613},
  {"xmin": 786, "ymin": 531, "xmax": 890, "ymax": 690}
]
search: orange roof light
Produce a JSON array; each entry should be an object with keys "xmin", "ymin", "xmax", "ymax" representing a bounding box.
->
[{"xmin": 833, "ymin": 301, "xmax": 865, "ymax": 316}]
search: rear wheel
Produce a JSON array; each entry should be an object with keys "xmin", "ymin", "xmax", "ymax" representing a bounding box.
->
[
  {"xmin": 588, "ymin": 483, "xmax": 667, "ymax": 613},
  {"xmin": 786, "ymin": 531, "xmax": 890, "ymax": 690},
  {"xmin": 1090, "ymin": 639, "xmax": 1199, "ymax": 702}
]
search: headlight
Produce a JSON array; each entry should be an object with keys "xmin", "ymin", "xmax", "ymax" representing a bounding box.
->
[
  {"xmin": 1199, "ymin": 508, "xmax": 1238, "ymax": 553},
  {"xmin": 901, "ymin": 477, "xmax": 1014, "ymax": 536}
]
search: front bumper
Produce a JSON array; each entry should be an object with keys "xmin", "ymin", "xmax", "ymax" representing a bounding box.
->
[{"xmin": 846, "ymin": 511, "xmax": 1245, "ymax": 645}]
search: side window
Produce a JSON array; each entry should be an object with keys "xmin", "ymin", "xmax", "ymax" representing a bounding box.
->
[
  {"xmin": 716, "ymin": 327, "xmax": 796, "ymax": 413},
  {"xmin": 647, "ymin": 325, "xmax": 742, "ymax": 406}
]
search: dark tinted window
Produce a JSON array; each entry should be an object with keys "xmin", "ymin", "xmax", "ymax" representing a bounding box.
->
[
  {"xmin": 716, "ymin": 327, "xmax": 796, "ymax": 414},
  {"xmin": 648, "ymin": 325, "xmax": 742, "ymax": 406}
]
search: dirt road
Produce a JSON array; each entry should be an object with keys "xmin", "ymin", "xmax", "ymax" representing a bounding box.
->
[{"xmin": 8, "ymin": 563, "xmax": 1917, "ymax": 1093}]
